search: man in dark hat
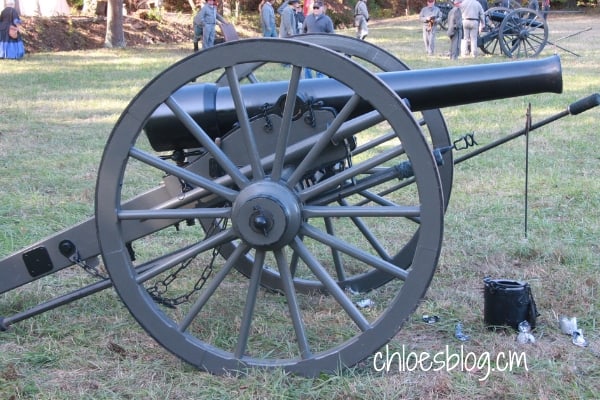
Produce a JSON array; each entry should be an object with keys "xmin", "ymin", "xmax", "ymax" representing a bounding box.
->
[
  {"xmin": 302, "ymin": 1, "xmax": 334, "ymax": 78},
  {"xmin": 302, "ymin": 1, "xmax": 334, "ymax": 35}
]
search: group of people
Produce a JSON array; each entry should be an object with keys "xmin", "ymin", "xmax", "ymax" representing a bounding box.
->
[
  {"xmin": 259, "ymin": 0, "xmax": 336, "ymax": 78},
  {"xmin": 260, "ymin": 0, "xmax": 368, "ymax": 41},
  {"xmin": 420, "ymin": 0, "xmax": 486, "ymax": 58},
  {"xmin": 260, "ymin": 0, "xmax": 334, "ymax": 39},
  {"xmin": 1, "ymin": 0, "xmax": 25, "ymax": 60}
]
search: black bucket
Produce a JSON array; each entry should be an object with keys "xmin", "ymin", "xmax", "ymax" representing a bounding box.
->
[{"xmin": 483, "ymin": 278, "xmax": 539, "ymax": 330}]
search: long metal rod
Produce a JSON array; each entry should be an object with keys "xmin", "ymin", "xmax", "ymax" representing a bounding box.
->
[
  {"xmin": 0, "ymin": 277, "xmax": 112, "ymax": 330},
  {"xmin": 454, "ymin": 94, "xmax": 599, "ymax": 165},
  {"xmin": 453, "ymin": 109, "xmax": 569, "ymax": 165},
  {"xmin": 524, "ymin": 104, "xmax": 532, "ymax": 238}
]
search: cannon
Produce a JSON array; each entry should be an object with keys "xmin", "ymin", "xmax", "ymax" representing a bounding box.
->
[
  {"xmin": 479, "ymin": 7, "xmax": 549, "ymax": 57},
  {"xmin": 1, "ymin": 35, "xmax": 598, "ymax": 376},
  {"xmin": 436, "ymin": 1, "xmax": 453, "ymax": 31}
]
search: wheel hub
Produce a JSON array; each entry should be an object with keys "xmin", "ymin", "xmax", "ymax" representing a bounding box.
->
[{"xmin": 231, "ymin": 181, "xmax": 302, "ymax": 249}]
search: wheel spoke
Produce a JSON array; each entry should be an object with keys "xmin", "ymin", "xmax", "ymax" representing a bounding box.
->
[
  {"xmin": 135, "ymin": 227, "xmax": 237, "ymax": 285},
  {"xmin": 287, "ymin": 94, "xmax": 362, "ymax": 188},
  {"xmin": 299, "ymin": 144, "xmax": 406, "ymax": 203},
  {"xmin": 225, "ymin": 66, "xmax": 265, "ymax": 180},
  {"xmin": 291, "ymin": 238, "xmax": 371, "ymax": 331},
  {"xmin": 275, "ymin": 249, "xmax": 311, "ymax": 359},
  {"xmin": 234, "ymin": 250, "xmax": 265, "ymax": 358},
  {"xmin": 118, "ymin": 207, "xmax": 231, "ymax": 220},
  {"xmin": 129, "ymin": 147, "xmax": 238, "ymax": 201},
  {"xmin": 178, "ymin": 242, "xmax": 250, "ymax": 332},
  {"xmin": 303, "ymin": 205, "xmax": 419, "ymax": 218},
  {"xmin": 300, "ymin": 223, "xmax": 409, "ymax": 280},
  {"xmin": 165, "ymin": 96, "xmax": 249, "ymax": 188},
  {"xmin": 323, "ymin": 217, "xmax": 347, "ymax": 282},
  {"xmin": 271, "ymin": 65, "xmax": 303, "ymax": 181},
  {"xmin": 339, "ymin": 199, "xmax": 393, "ymax": 261}
]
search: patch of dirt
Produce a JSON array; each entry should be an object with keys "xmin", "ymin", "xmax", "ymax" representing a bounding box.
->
[{"xmin": 19, "ymin": 13, "xmax": 205, "ymax": 53}]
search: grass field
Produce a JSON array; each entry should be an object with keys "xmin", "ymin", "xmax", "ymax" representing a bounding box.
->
[{"xmin": 1, "ymin": 11, "xmax": 599, "ymax": 399}]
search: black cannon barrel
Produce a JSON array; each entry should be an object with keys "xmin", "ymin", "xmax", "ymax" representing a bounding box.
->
[{"xmin": 145, "ymin": 55, "xmax": 562, "ymax": 151}]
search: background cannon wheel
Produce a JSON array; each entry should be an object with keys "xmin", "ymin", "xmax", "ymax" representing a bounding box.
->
[
  {"xmin": 211, "ymin": 34, "xmax": 453, "ymax": 294},
  {"xmin": 95, "ymin": 39, "xmax": 444, "ymax": 375},
  {"xmin": 436, "ymin": 1, "xmax": 453, "ymax": 31},
  {"xmin": 499, "ymin": 8, "xmax": 548, "ymax": 58},
  {"xmin": 479, "ymin": 7, "xmax": 511, "ymax": 55}
]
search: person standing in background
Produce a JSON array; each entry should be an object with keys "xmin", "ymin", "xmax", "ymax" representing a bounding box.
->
[
  {"xmin": 261, "ymin": 0, "xmax": 277, "ymax": 37},
  {"xmin": 447, "ymin": 0, "xmax": 462, "ymax": 59},
  {"xmin": 279, "ymin": 0, "xmax": 298, "ymax": 38},
  {"xmin": 542, "ymin": 0, "xmax": 550, "ymax": 19},
  {"xmin": 293, "ymin": 2, "xmax": 305, "ymax": 34},
  {"xmin": 459, "ymin": 0, "xmax": 484, "ymax": 57},
  {"xmin": 198, "ymin": 0, "xmax": 226, "ymax": 49},
  {"xmin": 192, "ymin": 7, "xmax": 203, "ymax": 51},
  {"xmin": 528, "ymin": 0, "xmax": 539, "ymax": 11},
  {"xmin": 0, "ymin": 0, "xmax": 25, "ymax": 60},
  {"xmin": 302, "ymin": 1, "xmax": 334, "ymax": 78},
  {"xmin": 419, "ymin": 0, "xmax": 441, "ymax": 56},
  {"xmin": 354, "ymin": 0, "xmax": 369, "ymax": 40},
  {"xmin": 302, "ymin": 1, "xmax": 334, "ymax": 36}
]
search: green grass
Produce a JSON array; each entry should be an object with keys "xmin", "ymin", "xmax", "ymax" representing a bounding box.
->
[{"xmin": 1, "ymin": 12, "xmax": 600, "ymax": 399}]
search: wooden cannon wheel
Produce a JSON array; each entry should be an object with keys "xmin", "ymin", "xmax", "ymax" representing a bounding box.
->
[
  {"xmin": 209, "ymin": 34, "xmax": 453, "ymax": 294},
  {"xmin": 498, "ymin": 8, "xmax": 548, "ymax": 58},
  {"xmin": 480, "ymin": 7, "xmax": 512, "ymax": 56},
  {"xmin": 95, "ymin": 39, "xmax": 444, "ymax": 375}
]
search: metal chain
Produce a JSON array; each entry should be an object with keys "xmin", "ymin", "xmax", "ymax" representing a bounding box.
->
[
  {"xmin": 70, "ymin": 252, "xmax": 109, "ymax": 280},
  {"xmin": 261, "ymin": 103, "xmax": 274, "ymax": 133},
  {"xmin": 452, "ymin": 132, "xmax": 477, "ymax": 151},
  {"xmin": 146, "ymin": 217, "xmax": 228, "ymax": 308}
]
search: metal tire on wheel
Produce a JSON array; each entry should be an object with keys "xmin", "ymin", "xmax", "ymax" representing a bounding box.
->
[{"xmin": 96, "ymin": 39, "xmax": 444, "ymax": 376}]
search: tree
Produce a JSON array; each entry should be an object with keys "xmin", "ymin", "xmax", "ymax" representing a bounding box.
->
[{"xmin": 105, "ymin": 0, "xmax": 126, "ymax": 48}]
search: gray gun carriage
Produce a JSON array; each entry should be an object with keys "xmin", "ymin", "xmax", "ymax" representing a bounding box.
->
[
  {"xmin": 479, "ymin": 6, "xmax": 549, "ymax": 57},
  {"xmin": 1, "ymin": 35, "xmax": 598, "ymax": 376}
]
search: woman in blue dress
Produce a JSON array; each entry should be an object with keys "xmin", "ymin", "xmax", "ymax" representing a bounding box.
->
[{"xmin": 0, "ymin": 0, "xmax": 25, "ymax": 60}]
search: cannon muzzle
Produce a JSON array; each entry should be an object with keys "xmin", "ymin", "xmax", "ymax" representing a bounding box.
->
[{"xmin": 145, "ymin": 55, "xmax": 562, "ymax": 151}]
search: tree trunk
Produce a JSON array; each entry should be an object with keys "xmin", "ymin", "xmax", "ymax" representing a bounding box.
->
[{"xmin": 105, "ymin": 0, "xmax": 126, "ymax": 48}]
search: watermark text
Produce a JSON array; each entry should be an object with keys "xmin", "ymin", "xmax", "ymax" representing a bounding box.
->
[{"xmin": 373, "ymin": 345, "xmax": 528, "ymax": 381}]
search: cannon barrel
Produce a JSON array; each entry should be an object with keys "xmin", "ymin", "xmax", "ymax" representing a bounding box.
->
[{"xmin": 145, "ymin": 55, "xmax": 562, "ymax": 151}]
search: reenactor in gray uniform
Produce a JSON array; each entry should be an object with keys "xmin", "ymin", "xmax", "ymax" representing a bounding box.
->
[
  {"xmin": 447, "ymin": 0, "xmax": 463, "ymax": 59},
  {"xmin": 354, "ymin": 0, "xmax": 369, "ymax": 40},
  {"xmin": 419, "ymin": 0, "xmax": 442, "ymax": 56},
  {"xmin": 279, "ymin": 0, "xmax": 299, "ymax": 38},
  {"xmin": 459, "ymin": 0, "xmax": 485, "ymax": 57},
  {"xmin": 198, "ymin": 0, "xmax": 226, "ymax": 49}
]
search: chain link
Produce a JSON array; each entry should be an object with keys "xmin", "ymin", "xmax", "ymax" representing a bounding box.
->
[
  {"xmin": 146, "ymin": 217, "xmax": 228, "ymax": 308},
  {"xmin": 70, "ymin": 252, "xmax": 109, "ymax": 280}
]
